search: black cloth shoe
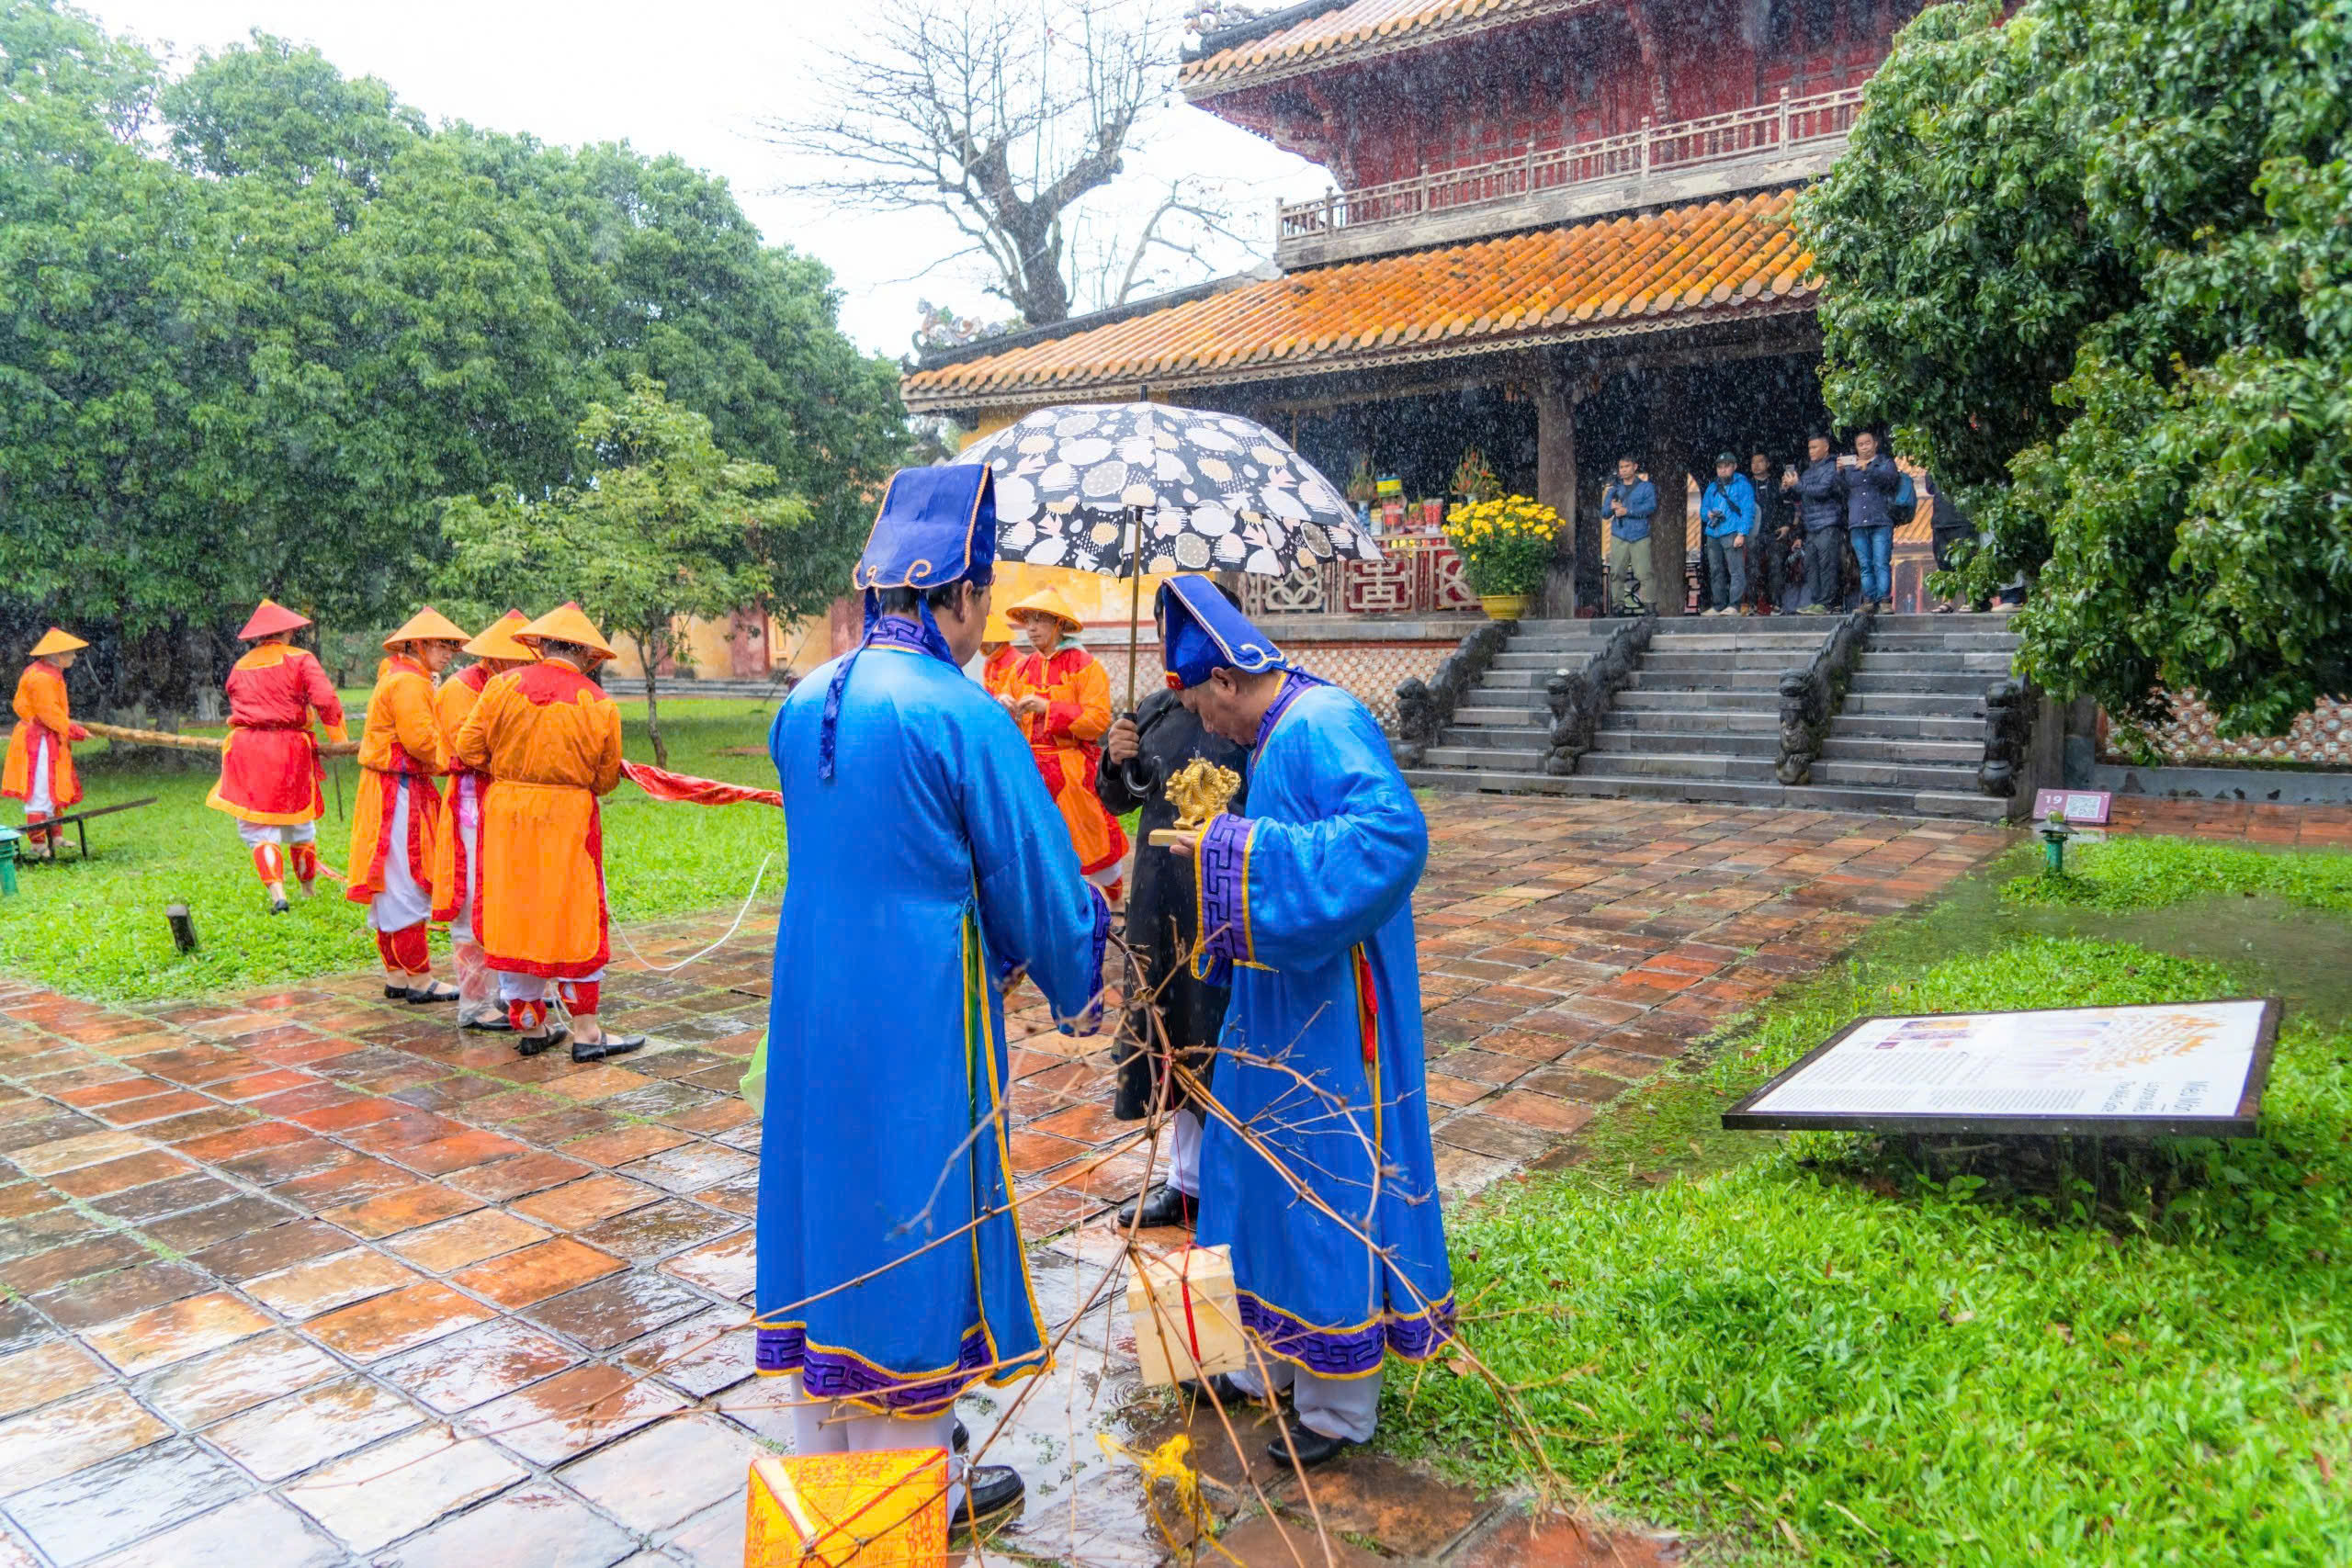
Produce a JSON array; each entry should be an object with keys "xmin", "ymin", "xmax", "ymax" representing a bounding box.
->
[
  {"xmin": 1180, "ymin": 1371, "xmax": 1265, "ymax": 1407},
  {"xmin": 383, "ymin": 983, "xmax": 407, "ymax": 999},
  {"xmin": 268, "ymin": 897, "xmax": 289, "ymax": 915},
  {"xmin": 1117, "ymin": 1183, "xmax": 1197, "ymax": 1230},
  {"xmin": 460, "ymin": 1012, "xmax": 514, "ymax": 1032},
  {"xmin": 952, "ymin": 1418, "xmax": 968, "ymax": 1452},
  {"xmin": 405, "ymin": 981, "xmax": 460, "ymax": 1005},
  {"xmin": 570, "ymin": 1033, "xmax": 645, "ymax": 1064},
  {"xmin": 514, "ymin": 1026, "xmax": 571, "ymax": 1059},
  {"xmin": 950, "ymin": 1465, "xmax": 1023, "ymax": 1537},
  {"xmin": 1267, "ymin": 1417, "xmax": 1357, "ymax": 1470}
]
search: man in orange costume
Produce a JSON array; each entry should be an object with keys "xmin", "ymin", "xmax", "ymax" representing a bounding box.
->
[
  {"xmin": 996, "ymin": 587, "xmax": 1128, "ymax": 899},
  {"xmin": 207, "ymin": 599, "xmax": 348, "ymax": 911},
  {"xmin": 450, "ymin": 603, "xmax": 643, "ymax": 1064},
  {"xmin": 976, "ymin": 608, "xmax": 1016, "ymax": 694},
  {"xmin": 3, "ymin": 628, "xmax": 92, "ymax": 862},
  {"xmin": 433, "ymin": 610, "xmax": 535, "ymax": 1032},
  {"xmin": 346, "ymin": 608, "xmax": 468, "ymax": 1003}
]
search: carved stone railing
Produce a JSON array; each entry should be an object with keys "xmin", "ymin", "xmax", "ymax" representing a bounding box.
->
[
  {"xmin": 1979, "ymin": 679, "xmax": 2033, "ymax": 796},
  {"xmin": 1393, "ymin": 619, "xmax": 1511, "ymax": 767},
  {"xmin": 1539, "ymin": 615, "xmax": 1654, "ymax": 775},
  {"xmin": 1775, "ymin": 606, "xmax": 1872, "ymax": 785}
]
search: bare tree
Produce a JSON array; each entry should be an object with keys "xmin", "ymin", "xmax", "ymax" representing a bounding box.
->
[{"xmin": 763, "ymin": 0, "xmax": 1250, "ymax": 327}]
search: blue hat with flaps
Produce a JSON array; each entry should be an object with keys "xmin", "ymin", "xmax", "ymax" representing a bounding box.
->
[
  {"xmin": 1158, "ymin": 575, "xmax": 1287, "ymax": 690},
  {"xmin": 853, "ymin": 465, "xmax": 997, "ymax": 593}
]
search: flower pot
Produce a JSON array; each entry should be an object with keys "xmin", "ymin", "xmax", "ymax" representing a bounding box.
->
[{"xmin": 1478, "ymin": 593, "xmax": 1532, "ymax": 621}]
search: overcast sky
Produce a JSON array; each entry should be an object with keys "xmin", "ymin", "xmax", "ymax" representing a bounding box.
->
[{"xmin": 78, "ymin": 0, "xmax": 1321, "ymax": 359}]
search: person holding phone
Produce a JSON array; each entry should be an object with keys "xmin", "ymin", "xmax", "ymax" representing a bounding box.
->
[
  {"xmin": 1699, "ymin": 452, "xmax": 1757, "ymax": 615},
  {"xmin": 1783, "ymin": 435, "xmax": 1846, "ymax": 615},
  {"xmin": 1602, "ymin": 456, "xmax": 1658, "ymax": 615}
]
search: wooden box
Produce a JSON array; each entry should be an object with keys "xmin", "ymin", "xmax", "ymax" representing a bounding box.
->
[
  {"xmin": 744, "ymin": 1448, "xmax": 948, "ymax": 1568},
  {"xmin": 1125, "ymin": 1243, "xmax": 1248, "ymax": 1388}
]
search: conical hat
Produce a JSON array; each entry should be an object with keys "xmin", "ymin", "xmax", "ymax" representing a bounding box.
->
[
  {"xmin": 982, "ymin": 610, "xmax": 1013, "ymax": 643},
  {"xmin": 462, "ymin": 610, "xmax": 537, "ymax": 661},
  {"xmin": 28, "ymin": 628, "xmax": 87, "ymax": 659},
  {"xmin": 381, "ymin": 605, "xmax": 470, "ymax": 650},
  {"xmin": 237, "ymin": 598, "xmax": 311, "ymax": 639},
  {"xmin": 514, "ymin": 602, "xmax": 617, "ymax": 661},
  {"xmin": 1004, "ymin": 586, "xmax": 1082, "ymax": 635}
]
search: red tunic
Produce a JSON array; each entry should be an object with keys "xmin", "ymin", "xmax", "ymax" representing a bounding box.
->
[
  {"xmin": 430, "ymin": 663, "xmax": 493, "ymax": 922},
  {"xmin": 205, "ymin": 644, "xmax": 348, "ymax": 826},
  {"xmin": 345, "ymin": 654, "xmax": 446, "ymax": 905},
  {"xmin": 2, "ymin": 664, "xmax": 86, "ymax": 811}
]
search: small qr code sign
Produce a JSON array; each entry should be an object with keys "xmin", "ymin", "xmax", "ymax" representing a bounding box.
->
[{"xmin": 2033, "ymin": 788, "xmax": 2112, "ymax": 824}]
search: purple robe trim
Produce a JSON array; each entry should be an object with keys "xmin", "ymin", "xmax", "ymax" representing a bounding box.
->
[
  {"xmin": 756, "ymin": 1322, "xmax": 1022, "ymax": 1416},
  {"xmin": 1237, "ymin": 1291, "xmax": 1458, "ymax": 1379},
  {"xmin": 1192, "ymin": 812, "xmax": 1255, "ymax": 985}
]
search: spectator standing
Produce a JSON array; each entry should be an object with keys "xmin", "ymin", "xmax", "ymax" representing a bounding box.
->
[
  {"xmin": 1699, "ymin": 453, "xmax": 1756, "ymax": 616},
  {"xmin": 1602, "ymin": 457, "xmax": 1657, "ymax": 615},
  {"xmin": 1746, "ymin": 451, "xmax": 1788, "ymax": 614},
  {"xmin": 1841, "ymin": 431, "xmax": 1902, "ymax": 611},
  {"xmin": 1783, "ymin": 435, "xmax": 1845, "ymax": 615},
  {"xmin": 1923, "ymin": 472, "xmax": 1976, "ymax": 613}
]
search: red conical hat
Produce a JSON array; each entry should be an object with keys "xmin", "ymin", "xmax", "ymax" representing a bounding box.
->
[
  {"xmin": 462, "ymin": 610, "xmax": 536, "ymax": 661},
  {"xmin": 28, "ymin": 628, "xmax": 87, "ymax": 659},
  {"xmin": 237, "ymin": 599, "xmax": 311, "ymax": 639},
  {"xmin": 381, "ymin": 605, "xmax": 469, "ymax": 650},
  {"xmin": 514, "ymin": 602, "xmax": 617, "ymax": 662}
]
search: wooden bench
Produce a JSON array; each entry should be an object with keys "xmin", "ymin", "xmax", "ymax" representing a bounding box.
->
[{"xmin": 31, "ymin": 797, "xmax": 158, "ymax": 861}]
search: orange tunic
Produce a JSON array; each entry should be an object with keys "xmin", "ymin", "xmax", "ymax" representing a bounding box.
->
[
  {"xmin": 999, "ymin": 644, "xmax": 1128, "ymax": 878},
  {"xmin": 205, "ymin": 644, "xmax": 348, "ymax": 825},
  {"xmin": 430, "ymin": 664, "xmax": 492, "ymax": 922},
  {"xmin": 2, "ymin": 664, "xmax": 86, "ymax": 810},
  {"xmin": 980, "ymin": 645, "xmax": 1017, "ymax": 699},
  {"xmin": 449, "ymin": 662, "xmax": 624, "ymax": 978},
  {"xmin": 345, "ymin": 655, "xmax": 447, "ymax": 906}
]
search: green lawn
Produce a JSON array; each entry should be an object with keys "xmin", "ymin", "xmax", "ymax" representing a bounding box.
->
[
  {"xmin": 0, "ymin": 698, "xmax": 785, "ymax": 1003},
  {"xmin": 1391, "ymin": 838, "xmax": 2352, "ymax": 1566}
]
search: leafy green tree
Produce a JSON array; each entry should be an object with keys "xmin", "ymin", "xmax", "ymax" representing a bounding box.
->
[
  {"xmin": 1801, "ymin": 0, "xmax": 2352, "ymax": 744},
  {"xmin": 440, "ymin": 378, "xmax": 806, "ymax": 765}
]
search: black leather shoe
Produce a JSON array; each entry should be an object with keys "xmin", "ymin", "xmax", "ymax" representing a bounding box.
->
[
  {"xmin": 460, "ymin": 1013, "xmax": 514, "ymax": 1032},
  {"xmin": 1181, "ymin": 1371, "xmax": 1264, "ymax": 1407},
  {"xmin": 1117, "ymin": 1183, "xmax": 1197, "ymax": 1230},
  {"xmin": 382, "ymin": 984, "xmax": 407, "ymax": 999},
  {"xmin": 952, "ymin": 1418, "xmax": 968, "ymax": 1452},
  {"xmin": 405, "ymin": 981, "xmax": 460, "ymax": 1005},
  {"xmin": 950, "ymin": 1464, "xmax": 1023, "ymax": 1537},
  {"xmin": 571, "ymin": 1033, "xmax": 645, "ymax": 1064},
  {"xmin": 268, "ymin": 897, "xmax": 289, "ymax": 915},
  {"xmin": 514, "ymin": 1026, "xmax": 571, "ymax": 1059},
  {"xmin": 1267, "ymin": 1417, "xmax": 1357, "ymax": 1470}
]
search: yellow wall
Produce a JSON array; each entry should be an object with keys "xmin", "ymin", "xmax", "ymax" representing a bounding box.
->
[{"xmin": 957, "ymin": 409, "xmax": 1173, "ymax": 634}]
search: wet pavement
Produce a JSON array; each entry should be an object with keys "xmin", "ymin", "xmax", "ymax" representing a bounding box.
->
[{"xmin": 0, "ymin": 795, "xmax": 2014, "ymax": 1565}]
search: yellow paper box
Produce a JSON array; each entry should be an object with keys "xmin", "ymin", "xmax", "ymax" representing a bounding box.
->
[
  {"xmin": 1125, "ymin": 1242, "xmax": 1247, "ymax": 1388},
  {"xmin": 745, "ymin": 1448, "xmax": 948, "ymax": 1568}
]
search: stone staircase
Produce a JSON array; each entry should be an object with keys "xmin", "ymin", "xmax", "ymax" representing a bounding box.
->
[{"xmin": 1403, "ymin": 613, "xmax": 2020, "ymax": 820}]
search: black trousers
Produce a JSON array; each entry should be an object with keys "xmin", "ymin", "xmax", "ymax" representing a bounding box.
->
[
  {"xmin": 1751, "ymin": 530, "xmax": 1786, "ymax": 609},
  {"xmin": 1804, "ymin": 525, "xmax": 1847, "ymax": 610}
]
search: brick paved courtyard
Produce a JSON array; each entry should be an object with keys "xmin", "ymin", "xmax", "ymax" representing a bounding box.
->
[{"xmin": 0, "ymin": 796, "xmax": 2015, "ymax": 1566}]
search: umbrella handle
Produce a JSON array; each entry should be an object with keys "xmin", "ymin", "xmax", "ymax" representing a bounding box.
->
[{"xmin": 1125, "ymin": 504, "xmax": 1143, "ymax": 713}]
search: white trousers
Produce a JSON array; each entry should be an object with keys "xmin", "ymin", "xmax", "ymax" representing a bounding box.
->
[
  {"xmin": 783, "ymin": 1374, "xmax": 967, "ymax": 1512},
  {"xmin": 446, "ymin": 775, "xmax": 482, "ymax": 942},
  {"xmin": 236, "ymin": 820, "xmax": 317, "ymax": 848},
  {"xmin": 498, "ymin": 970, "xmax": 605, "ymax": 1001},
  {"xmin": 366, "ymin": 777, "xmax": 433, "ymax": 932},
  {"xmin": 1228, "ymin": 1359, "xmax": 1385, "ymax": 1444},
  {"xmin": 24, "ymin": 736, "xmax": 52, "ymax": 816},
  {"xmin": 1168, "ymin": 1108, "xmax": 1203, "ymax": 1198}
]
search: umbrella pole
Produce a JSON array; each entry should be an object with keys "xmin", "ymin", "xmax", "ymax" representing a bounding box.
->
[{"xmin": 1125, "ymin": 504, "xmax": 1143, "ymax": 713}]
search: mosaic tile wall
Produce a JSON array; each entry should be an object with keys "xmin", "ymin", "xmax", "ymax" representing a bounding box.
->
[
  {"xmin": 1092, "ymin": 641, "xmax": 1453, "ymax": 731},
  {"xmin": 2106, "ymin": 694, "xmax": 2352, "ymax": 767}
]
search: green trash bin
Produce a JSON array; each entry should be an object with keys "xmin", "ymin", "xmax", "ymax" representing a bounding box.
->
[{"xmin": 0, "ymin": 828, "xmax": 18, "ymax": 897}]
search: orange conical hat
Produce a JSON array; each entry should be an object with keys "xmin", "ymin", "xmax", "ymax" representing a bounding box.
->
[
  {"xmin": 1005, "ymin": 586, "xmax": 1082, "ymax": 634},
  {"xmin": 28, "ymin": 628, "xmax": 87, "ymax": 659},
  {"xmin": 514, "ymin": 602, "xmax": 617, "ymax": 661},
  {"xmin": 462, "ymin": 609, "xmax": 537, "ymax": 661},
  {"xmin": 982, "ymin": 610, "xmax": 1013, "ymax": 643},
  {"xmin": 237, "ymin": 598, "xmax": 311, "ymax": 639},
  {"xmin": 381, "ymin": 605, "xmax": 470, "ymax": 650}
]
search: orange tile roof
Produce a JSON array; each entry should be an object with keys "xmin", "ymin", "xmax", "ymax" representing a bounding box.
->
[
  {"xmin": 902, "ymin": 191, "xmax": 1815, "ymax": 413},
  {"xmin": 1182, "ymin": 0, "xmax": 1602, "ymax": 97}
]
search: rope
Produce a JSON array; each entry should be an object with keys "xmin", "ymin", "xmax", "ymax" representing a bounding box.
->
[{"xmin": 611, "ymin": 852, "xmax": 775, "ymax": 976}]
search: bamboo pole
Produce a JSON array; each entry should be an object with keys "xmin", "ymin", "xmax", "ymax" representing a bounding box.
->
[{"xmin": 81, "ymin": 721, "xmax": 357, "ymax": 758}]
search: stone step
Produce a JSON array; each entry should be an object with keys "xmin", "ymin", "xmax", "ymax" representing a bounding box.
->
[
  {"xmin": 1452, "ymin": 705, "xmax": 1551, "ymax": 728},
  {"xmin": 1848, "ymin": 671, "xmax": 1998, "ymax": 695},
  {"xmin": 1404, "ymin": 768, "xmax": 2012, "ymax": 820},
  {"xmin": 1507, "ymin": 635, "xmax": 1628, "ymax": 655},
  {"xmin": 1843, "ymin": 691, "xmax": 1989, "ymax": 716},
  {"xmin": 1491, "ymin": 650, "xmax": 1611, "ymax": 671},
  {"xmin": 1806, "ymin": 758, "xmax": 1986, "ymax": 791},
  {"xmin": 1628, "ymin": 670, "xmax": 1784, "ymax": 694},
  {"xmin": 1438, "ymin": 724, "xmax": 1549, "ymax": 750},
  {"xmin": 1817, "ymin": 735, "xmax": 1980, "ymax": 765},
  {"xmin": 1602, "ymin": 708, "xmax": 1782, "ymax": 735},
  {"xmin": 1639, "ymin": 651, "xmax": 1815, "ymax": 675},
  {"xmin": 1573, "ymin": 749, "xmax": 1778, "ymax": 782},
  {"xmin": 1420, "ymin": 744, "xmax": 1550, "ymax": 770},
  {"xmin": 1856, "ymin": 649, "xmax": 2016, "ymax": 671},
  {"xmin": 1477, "ymin": 667, "xmax": 1566, "ymax": 690},
  {"xmin": 1823, "ymin": 714, "xmax": 1983, "ymax": 742},
  {"xmin": 1646, "ymin": 633, "xmax": 1824, "ymax": 653},
  {"xmin": 1867, "ymin": 630, "xmax": 2019, "ymax": 649},
  {"xmin": 1615, "ymin": 689, "xmax": 1779, "ymax": 713},
  {"xmin": 1589, "ymin": 728, "xmax": 1781, "ymax": 757},
  {"xmin": 1871, "ymin": 613, "xmax": 2017, "ymax": 631}
]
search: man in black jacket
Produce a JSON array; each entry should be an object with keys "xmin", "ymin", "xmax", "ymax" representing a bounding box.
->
[
  {"xmin": 1098, "ymin": 658, "xmax": 1250, "ymax": 1229},
  {"xmin": 1746, "ymin": 450, "xmax": 1792, "ymax": 614},
  {"xmin": 1784, "ymin": 434, "xmax": 1847, "ymax": 615}
]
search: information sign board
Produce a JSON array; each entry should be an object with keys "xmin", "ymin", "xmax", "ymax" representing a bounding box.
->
[
  {"xmin": 2032, "ymin": 788, "xmax": 2112, "ymax": 824},
  {"xmin": 1723, "ymin": 998, "xmax": 2278, "ymax": 1137}
]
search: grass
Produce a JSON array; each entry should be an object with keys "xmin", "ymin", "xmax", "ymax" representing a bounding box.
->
[
  {"xmin": 2008, "ymin": 833, "xmax": 2352, "ymax": 915},
  {"xmin": 0, "ymin": 698, "xmax": 785, "ymax": 1003},
  {"xmin": 1387, "ymin": 843, "xmax": 2352, "ymax": 1566}
]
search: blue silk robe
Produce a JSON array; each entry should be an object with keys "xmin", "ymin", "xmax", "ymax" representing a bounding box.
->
[
  {"xmin": 756, "ymin": 637, "xmax": 1107, "ymax": 1415},
  {"xmin": 1193, "ymin": 677, "xmax": 1455, "ymax": 1378}
]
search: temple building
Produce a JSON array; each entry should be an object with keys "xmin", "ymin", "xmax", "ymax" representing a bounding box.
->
[{"xmin": 903, "ymin": 0, "xmax": 1939, "ymax": 637}]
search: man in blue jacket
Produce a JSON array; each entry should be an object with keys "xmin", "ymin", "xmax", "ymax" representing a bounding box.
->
[
  {"xmin": 1841, "ymin": 430, "xmax": 1903, "ymax": 612},
  {"xmin": 1602, "ymin": 456, "xmax": 1658, "ymax": 615},
  {"xmin": 1782, "ymin": 434, "xmax": 1846, "ymax": 615},
  {"xmin": 1699, "ymin": 452, "xmax": 1757, "ymax": 616}
]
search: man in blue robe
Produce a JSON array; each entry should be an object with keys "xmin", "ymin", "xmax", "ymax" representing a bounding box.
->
[
  {"xmin": 757, "ymin": 464, "xmax": 1109, "ymax": 1530},
  {"xmin": 1154, "ymin": 575, "xmax": 1454, "ymax": 1468}
]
